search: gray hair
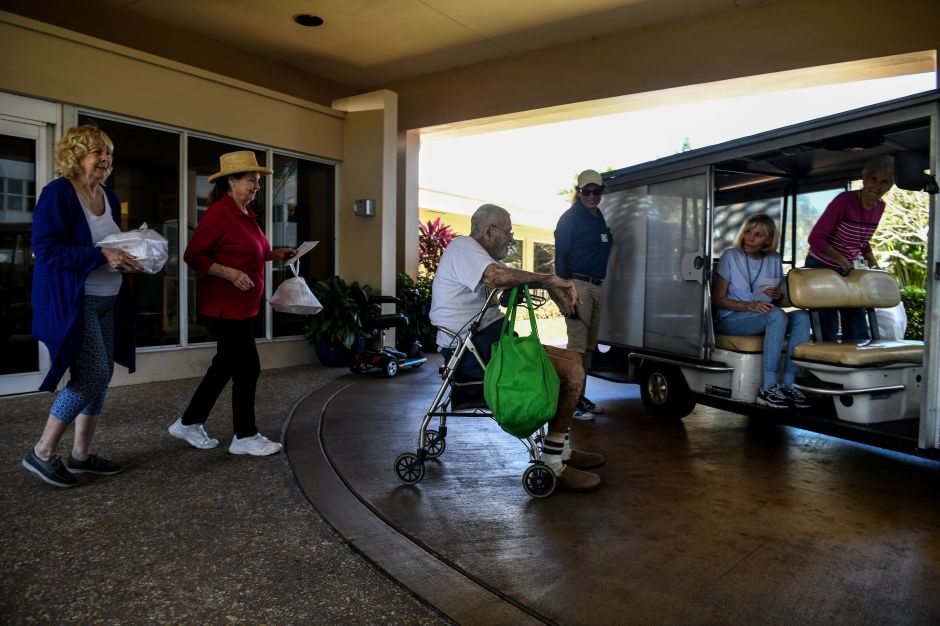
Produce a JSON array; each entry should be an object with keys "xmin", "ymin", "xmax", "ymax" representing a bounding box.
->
[
  {"xmin": 470, "ymin": 204, "xmax": 509, "ymax": 238},
  {"xmin": 862, "ymin": 155, "xmax": 894, "ymax": 179}
]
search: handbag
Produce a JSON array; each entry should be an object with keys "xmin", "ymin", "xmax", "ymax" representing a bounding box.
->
[
  {"xmin": 483, "ymin": 285, "xmax": 560, "ymax": 438},
  {"xmin": 270, "ymin": 263, "xmax": 323, "ymax": 315}
]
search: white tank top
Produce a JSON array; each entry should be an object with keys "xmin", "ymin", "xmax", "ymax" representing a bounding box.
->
[{"xmin": 81, "ymin": 192, "xmax": 123, "ymax": 297}]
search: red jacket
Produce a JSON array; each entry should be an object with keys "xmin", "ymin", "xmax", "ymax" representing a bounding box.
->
[{"xmin": 184, "ymin": 194, "xmax": 271, "ymax": 320}]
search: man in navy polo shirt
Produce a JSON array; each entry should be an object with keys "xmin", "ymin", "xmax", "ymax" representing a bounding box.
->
[{"xmin": 554, "ymin": 169, "xmax": 614, "ymax": 421}]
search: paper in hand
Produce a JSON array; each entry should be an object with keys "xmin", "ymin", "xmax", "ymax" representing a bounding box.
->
[{"xmin": 287, "ymin": 241, "xmax": 318, "ymax": 265}]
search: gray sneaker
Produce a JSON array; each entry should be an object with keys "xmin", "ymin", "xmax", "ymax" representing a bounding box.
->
[
  {"xmin": 22, "ymin": 449, "xmax": 77, "ymax": 488},
  {"xmin": 756, "ymin": 384, "xmax": 789, "ymax": 409},
  {"xmin": 168, "ymin": 418, "xmax": 219, "ymax": 449},
  {"xmin": 781, "ymin": 385, "xmax": 811, "ymax": 409}
]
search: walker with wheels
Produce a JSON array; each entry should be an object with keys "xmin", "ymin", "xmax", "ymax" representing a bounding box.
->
[{"xmin": 393, "ymin": 286, "xmax": 557, "ymax": 498}]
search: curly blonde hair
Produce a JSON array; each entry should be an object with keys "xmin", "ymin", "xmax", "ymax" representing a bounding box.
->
[{"xmin": 54, "ymin": 125, "xmax": 114, "ymax": 179}]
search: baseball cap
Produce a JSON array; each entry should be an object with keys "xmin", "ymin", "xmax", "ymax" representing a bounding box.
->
[{"xmin": 577, "ymin": 169, "xmax": 603, "ymax": 189}]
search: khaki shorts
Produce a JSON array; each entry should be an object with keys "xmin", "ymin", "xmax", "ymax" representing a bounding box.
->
[{"xmin": 565, "ymin": 279, "xmax": 604, "ymax": 369}]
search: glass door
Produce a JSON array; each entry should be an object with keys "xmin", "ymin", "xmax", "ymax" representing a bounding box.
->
[{"xmin": 0, "ymin": 117, "xmax": 50, "ymax": 395}]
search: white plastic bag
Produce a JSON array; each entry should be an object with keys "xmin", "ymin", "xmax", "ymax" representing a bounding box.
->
[
  {"xmin": 270, "ymin": 264, "xmax": 323, "ymax": 315},
  {"xmin": 876, "ymin": 303, "xmax": 908, "ymax": 340},
  {"xmin": 97, "ymin": 222, "xmax": 169, "ymax": 274}
]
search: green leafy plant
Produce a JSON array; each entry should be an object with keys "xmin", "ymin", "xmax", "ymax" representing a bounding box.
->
[
  {"xmin": 865, "ymin": 186, "xmax": 928, "ymax": 288},
  {"xmin": 419, "ymin": 218, "xmax": 456, "ymax": 276},
  {"xmin": 396, "ymin": 272, "xmax": 436, "ymax": 352},
  {"xmin": 303, "ymin": 275, "xmax": 373, "ymax": 350},
  {"xmin": 900, "ymin": 285, "xmax": 925, "ymax": 340}
]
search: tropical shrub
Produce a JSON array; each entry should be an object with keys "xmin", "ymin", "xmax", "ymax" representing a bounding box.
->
[
  {"xmin": 396, "ymin": 272, "xmax": 437, "ymax": 352},
  {"xmin": 900, "ymin": 285, "xmax": 925, "ymax": 340},
  {"xmin": 419, "ymin": 217, "xmax": 456, "ymax": 276}
]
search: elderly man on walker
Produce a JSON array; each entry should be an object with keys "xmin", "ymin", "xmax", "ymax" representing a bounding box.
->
[{"xmin": 430, "ymin": 204, "xmax": 606, "ymax": 492}]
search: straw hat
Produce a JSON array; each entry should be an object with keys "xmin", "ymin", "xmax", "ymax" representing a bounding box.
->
[{"xmin": 208, "ymin": 150, "xmax": 273, "ymax": 183}]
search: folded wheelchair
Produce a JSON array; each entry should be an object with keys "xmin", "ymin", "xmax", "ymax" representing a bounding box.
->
[{"xmin": 393, "ymin": 286, "xmax": 558, "ymax": 498}]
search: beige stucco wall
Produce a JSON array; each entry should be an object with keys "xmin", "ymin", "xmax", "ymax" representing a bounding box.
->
[
  {"xmin": 386, "ymin": 0, "xmax": 940, "ymax": 132},
  {"xmin": 0, "ymin": 12, "xmax": 345, "ymax": 160}
]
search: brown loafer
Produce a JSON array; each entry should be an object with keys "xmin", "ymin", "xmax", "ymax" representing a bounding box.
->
[
  {"xmin": 565, "ymin": 449, "xmax": 605, "ymax": 471},
  {"xmin": 556, "ymin": 465, "xmax": 601, "ymax": 492}
]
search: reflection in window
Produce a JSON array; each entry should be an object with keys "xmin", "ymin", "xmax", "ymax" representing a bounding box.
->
[
  {"xmin": 791, "ymin": 189, "xmax": 841, "ymax": 266},
  {"xmin": 0, "ymin": 134, "xmax": 37, "ymax": 373},
  {"xmin": 186, "ymin": 138, "xmax": 268, "ymax": 342},
  {"xmin": 79, "ymin": 114, "xmax": 181, "ymax": 348},
  {"xmin": 271, "ymin": 154, "xmax": 335, "ymax": 337},
  {"xmin": 503, "ymin": 241, "xmax": 522, "ymax": 270},
  {"xmin": 534, "ymin": 242, "xmax": 555, "ymax": 275}
]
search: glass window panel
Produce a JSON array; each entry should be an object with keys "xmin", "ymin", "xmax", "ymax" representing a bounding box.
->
[
  {"xmin": 186, "ymin": 138, "xmax": 268, "ymax": 342},
  {"xmin": 790, "ymin": 189, "xmax": 841, "ymax": 266},
  {"xmin": 503, "ymin": 241, "xmax": 522, "ymax": 269},
  {"xmin": 533, "ymin": 242, "xmax": 555, "ymax": 275},
  {"xmin": 80, "ymin": 114, "xmax": 181, "ymax": 347},
  {"xmin": 271, "ymin": 154, "xmax": 335, "ymax": 337},
  {"xmin": 0, "ymin": 133, "xmax": 37, "ymax": 373},
  {"xmin": 712, "ymin": 198, "xmax": 783, "ymax": 260}
]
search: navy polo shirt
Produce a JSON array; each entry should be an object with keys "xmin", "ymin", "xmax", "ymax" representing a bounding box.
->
[{"xmin": 554, "ymin": 200, "xmax": 613, "ymax": 280}]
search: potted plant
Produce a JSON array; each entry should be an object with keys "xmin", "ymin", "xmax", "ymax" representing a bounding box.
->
[{"xmin": 303, "ymin": 275, "xmax": 373, "ymax": 366}]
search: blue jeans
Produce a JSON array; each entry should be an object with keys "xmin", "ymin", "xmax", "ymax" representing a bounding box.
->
[
  {"xmin": 717, "ymin": 307, "xmax": 811, "ymax": 389},
  {"xmin": 803, "ymin": 256, "xmax": 870, "ymax": 342}
]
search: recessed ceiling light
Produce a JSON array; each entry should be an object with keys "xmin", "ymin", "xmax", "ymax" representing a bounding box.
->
[{"xmin": 293, "ymin": 14, "xmax": 324, "ymax": 27}]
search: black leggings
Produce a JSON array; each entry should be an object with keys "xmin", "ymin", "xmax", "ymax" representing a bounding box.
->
[{"xmin": 182, "ymin": 317, "xmax": 260, "ymax": 438}]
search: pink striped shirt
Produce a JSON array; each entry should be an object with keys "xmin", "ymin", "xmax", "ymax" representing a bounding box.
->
[{"xmin": 807, "ymin": 190, "xmax": 884, "ymax": 268}]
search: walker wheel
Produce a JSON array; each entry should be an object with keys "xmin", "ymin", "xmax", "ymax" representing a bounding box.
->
[
  {"xmin": 522, "ymin": 463, "xmax": 556, "ymax": 498},
  {"xmin": 424, "ymin": 429, "xmax": 446, "ymax": 458},
  {"xmin": 394, "ymin": 452, "xmax": 424, "ymax": 484}
]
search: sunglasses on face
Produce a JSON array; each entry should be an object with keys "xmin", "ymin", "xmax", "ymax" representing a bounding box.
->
[{"xmin": 579, "ymin": 186, "xmax": 604, "ymax": 197}]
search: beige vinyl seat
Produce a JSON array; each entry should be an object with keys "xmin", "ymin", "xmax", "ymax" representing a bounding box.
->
[{"xmin": 786, "ymin": 268, "xmax": 923, "ymax": 423}]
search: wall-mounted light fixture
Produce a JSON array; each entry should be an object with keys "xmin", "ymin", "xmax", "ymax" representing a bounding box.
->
[{"xmin": 353, "ymin": 199, "xmax": 376, "ymax": 217}]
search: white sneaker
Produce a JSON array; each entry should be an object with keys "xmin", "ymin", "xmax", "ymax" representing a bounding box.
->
[
  {"xmin": 572, "ymin": 409, "xmax": 595, "ymax": 421},
  {"xmin": 229, "ymin": 433, "xmax": 283, "ymax": 456},
  {"xmin": 168, "ymin": 418, "xmax": 219, "ymax": 449}
]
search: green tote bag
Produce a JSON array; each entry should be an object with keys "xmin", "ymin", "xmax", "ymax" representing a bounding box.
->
[{"xmin": 483, "ymin": 286, "xmax": 560, "ymax": 438}]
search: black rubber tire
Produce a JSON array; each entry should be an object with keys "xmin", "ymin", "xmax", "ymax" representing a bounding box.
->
[
  {"xmin": 522, "ymin": 463, "xmax": 556, "ymax": 498},
  {"xmin": 382, "ymin": 357, "xmax": 399, "ymax": 378},
  {"xmin": 639, "ymin": 363, "xmax": 696, "ymax": 420},
  {"xmin": 424, "ymin": 429, "xmax": 446, "ymax": 458},
  {"xmin": 394, "ymin": 452, "xmax": 424, "ymax": 484}
]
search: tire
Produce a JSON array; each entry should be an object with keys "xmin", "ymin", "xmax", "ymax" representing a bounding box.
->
[
  {"xmin": 394, "ymin": 452, "xmax": 425, "ymax": 484},
  {"xmin": 639, "ymin": 363, "xmax": 696, "ymax": 420},
  {"xmin": 424, "ymin": 429, "xmax": 446, "ymax": 458},
  {"xmin": 523, "ymin": 463, "xmax": 556, "ymax": 498},
  {"xmin": 382, "ymin": 357, "xmax": 399, "ymax": 378}
]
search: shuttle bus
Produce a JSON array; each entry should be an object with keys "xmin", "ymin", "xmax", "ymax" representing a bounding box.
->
[{"xmin": 592, "ymin": 90, "xmax": 940, "ymax": 460}]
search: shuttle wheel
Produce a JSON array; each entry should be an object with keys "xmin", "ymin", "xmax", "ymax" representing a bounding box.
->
[{"xmin": 639, "ymin": 364, "xmax": 695, "ymax": 419}]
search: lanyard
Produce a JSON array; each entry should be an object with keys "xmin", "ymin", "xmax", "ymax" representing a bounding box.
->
[{"xmin": 745, "ymin": 254, "xmax": 765, "ymax": 293}]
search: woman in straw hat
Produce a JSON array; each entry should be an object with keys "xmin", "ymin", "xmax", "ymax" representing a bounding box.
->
[{"xmin": 168, "ymin": 151, "xmax": 295, "ymax": 456}]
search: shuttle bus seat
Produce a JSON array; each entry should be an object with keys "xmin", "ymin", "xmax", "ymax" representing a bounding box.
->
[{"xmin": 785, "ymin": 268, "xmax": 923, "ymax": 423}]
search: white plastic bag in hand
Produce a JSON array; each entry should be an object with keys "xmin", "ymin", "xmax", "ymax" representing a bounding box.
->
[
  {"xmin": 270, "ymin": 264, "xmax": 323, "ymax": 315},
  {"xmin": 97, "ymin": 222, "xmax": 169, "ymax": 274}
]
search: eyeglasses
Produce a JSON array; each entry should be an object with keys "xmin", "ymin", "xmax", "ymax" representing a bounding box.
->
[
  {"xmin": 579, "ymin": 186, "xmax": 604, "ymax": 197},
  {"xmin": 489, "ymin": 224, "xmax": 514, "ymax": 240}
]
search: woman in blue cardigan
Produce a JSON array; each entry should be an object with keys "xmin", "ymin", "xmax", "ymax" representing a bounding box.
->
[{"xmin": 22, "ymin": 125, "xmax": 142, "ymax": 489}]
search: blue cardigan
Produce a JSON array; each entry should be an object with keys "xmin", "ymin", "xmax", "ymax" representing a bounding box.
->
[{"xmin": 31, "ymin": 177, "xmax": 136, "ymax": 392}]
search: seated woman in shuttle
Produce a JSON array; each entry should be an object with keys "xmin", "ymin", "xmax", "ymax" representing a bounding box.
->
[{"xmin": 713, "ymin": 214, "xmax": 811, "ymax": 410}]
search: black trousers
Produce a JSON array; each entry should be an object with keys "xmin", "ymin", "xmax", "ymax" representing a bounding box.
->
[{"xmin": 182, "ymin": 317, "xmax": 260, "ymax": 438}]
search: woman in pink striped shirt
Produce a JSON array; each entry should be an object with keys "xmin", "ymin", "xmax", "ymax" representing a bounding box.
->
[{"xmin": 804, "ymin": 155, "xmax": 894, "ymax": 342}]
